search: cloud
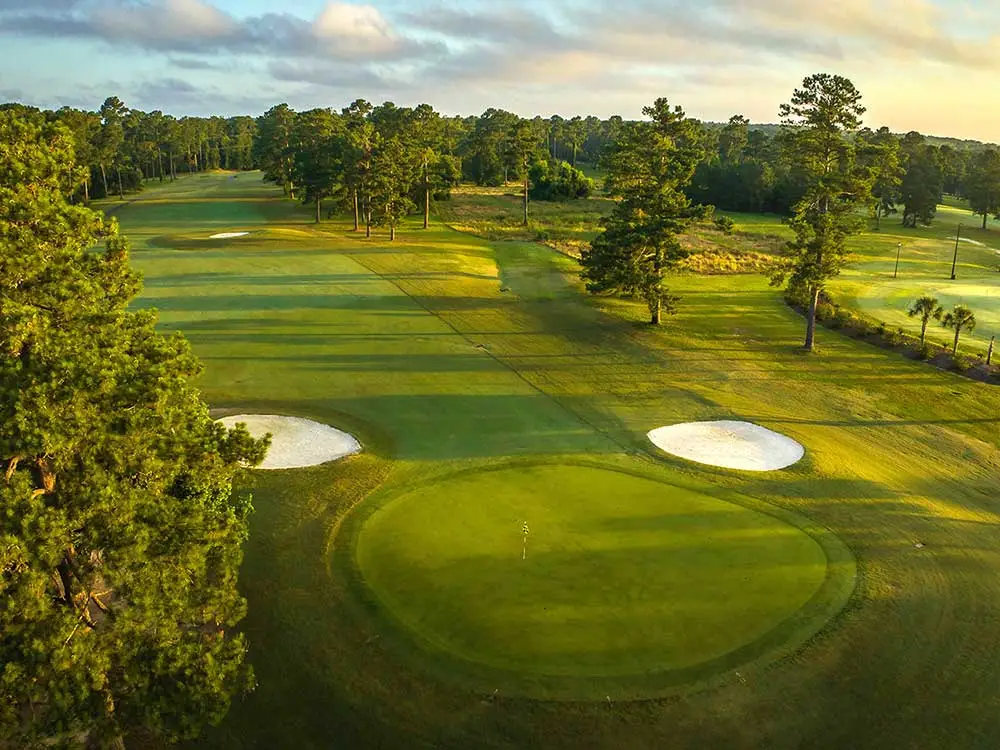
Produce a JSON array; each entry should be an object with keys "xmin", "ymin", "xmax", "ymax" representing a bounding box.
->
[
  {"xmin": 313, "ymin": 3, "xmax": 395, "ymax": 50},
  {"xmin": 3, "ymin": 0, "xmax": 1000, "ymax": 138},
  {"xmin": 267, "ymin": 60, "xmax": 400, "ymax": 91},
  {"xmin": 0, "ymin": 0, "xmax": 439, "ymax": 60},
  {"xmin": 92, "ymin": 0, "xmax": 237, "ymax": 45},
  {"xmin": 168, "ymin": 56, "xmax": 220, "ymax": 70}
]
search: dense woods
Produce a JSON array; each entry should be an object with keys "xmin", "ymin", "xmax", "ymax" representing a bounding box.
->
[{"xmin": 5, "ymin": 96, "xmax": 998, "ymax": 237}]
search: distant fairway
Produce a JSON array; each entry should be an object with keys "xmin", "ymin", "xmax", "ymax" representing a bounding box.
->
[
  {"xmin": 356, "ymin": 463, "xmax": 834, "ymax": 696},
  {"xmin": 103, "ymin": 172, "xmax": 1000, "ymax": 750},
  {"xmin": 833, "ymin": 203, "xmax": 1000, "ymax": 354}
]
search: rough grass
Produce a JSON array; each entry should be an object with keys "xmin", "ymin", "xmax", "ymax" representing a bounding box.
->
[
  {"xmin": 436, "ymin": 186, "xmax": 787, "ymax": 271},
  {"xmin": 109, "ymin": 173, "xmax": 1000, "ymax": 750}
]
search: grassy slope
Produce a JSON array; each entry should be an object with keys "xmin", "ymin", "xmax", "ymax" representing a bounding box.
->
[{"xmin": 114, "ymin": 174, "xmax": 1000, "ymax": 750}]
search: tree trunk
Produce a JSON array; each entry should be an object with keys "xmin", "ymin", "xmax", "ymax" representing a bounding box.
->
[
  {"xmin": 920, "ymin": 319, "xmax": 928, "ymax": 344},
  {"xmin": 650, "ymin": 295, "xmax": 661, "ymax": 325},
  {"xmin": 353, "ymin": 190, "xmax": 360, "ymax": 231},
  {"xmin": 158, "ymin": 151, "xmax": 164, "ymax": 182},
  {"xmin": 572, "ymin": 144, "xmax": 577, "ymax": 167},
  {"xmin": 57, "ymin": 556, "xmax": 74, "ymax": 605},
  {"xmin": 987, "ymin": 335, "xmax": 995, "ymax": 366},
  {"xmin": 424, "ymin": 182, "xmax": 430, "ymax": 230},
  {"xmin": 390, "ymin": 223, "xmax": 395, "ymax": 241},
  {"xmin": 116, "ymin": 168, "xmax": 124, "ymax": 200},
  {"xmin": 875, "ymin": 204, "xmax": 881, "ymax": 231},
  {"xmin": 953, "ymin": 328, "xmax": 960, "ymax": 356},
  {"xmin": 315, "ymin": 197, "xmax": 321, "ymax": 224},
  {"xmin": 100, "ymin": 163, "xmax": 108, "ymax": 197},
  {"xmin": 83, "ymin": 178, "xmax": 90, "ymax": 205},
  {"xmin": 984, "ymin": 211, "xmax": 988, "ymax": 230},
  {"xmin": 522, "ymin": 176, "xmax": 529, "ymax": 226},
  {"xmin": 103, "ymin": 688, "xmax": 127, "ymax": 750},
  {"xmin": 365, "ymin": 206, "xmax": 371, "ymax": 238},
  {"xmin": 288, "ymin": 180, "xmax": 295, "ymax": 201},
  {"xmin": 804, "ymin": 286, "xmax": 820, "ymax": 351}
]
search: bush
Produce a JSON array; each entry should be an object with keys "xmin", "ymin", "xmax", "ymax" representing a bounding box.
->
[
  {"xmin": 528, "ymin": 160, "xmax": 595, "ymax": 201},
  {"xmin": 713, "ymin": 216, "xmax": 736, "ymax": 234}
]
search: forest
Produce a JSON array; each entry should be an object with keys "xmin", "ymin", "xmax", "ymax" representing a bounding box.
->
[{"xmin": 4, "ymin": 95, "xmax": 1000, "ymax": 235}]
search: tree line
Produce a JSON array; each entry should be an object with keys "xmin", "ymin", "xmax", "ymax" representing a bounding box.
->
[
  {"xmin": 691, "ymin": 116, "xmax": 1000, "ymax": 231},
  {"xmin": 1, "ymin": 98, "xmax": 255, "ymax": 201},
  {"xmin": 6, "ymin": 95, "xmax": 998, "ymax": 234},
  {"xmin": 252, "ymin": 100, "xmax": 602, "ymax": 237}
]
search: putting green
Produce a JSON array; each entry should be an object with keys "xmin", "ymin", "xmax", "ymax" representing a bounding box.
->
[{"xmin": 356, "ymin": 463, "xmax": 832, "ymax": 690}]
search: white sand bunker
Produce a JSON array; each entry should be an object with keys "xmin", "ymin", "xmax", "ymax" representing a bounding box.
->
[
  {"xmin": 647, "ymin": 420, "xmax": 804, "ymax": 471},
  {"xmin": 209, "ymin": 231, "xmax": 250, "ymax": 239},
  {"xmin": 957, "ymin": 237, "xmax": 985, "ymax": 247},
  {"xmin": 218, "ymin": 414, "xmax": 360, "ymax": 470}
]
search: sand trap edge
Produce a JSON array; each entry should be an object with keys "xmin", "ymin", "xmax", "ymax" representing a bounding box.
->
[
  {"xmin": 647, "ymin": 420, "xmax": 804, "ymax": 472},
  {"xmin": 218, "ymin": 414, "xmax": 361, "ymax": 470},
  {"xmin": 209, "ymin": 231, "xmax": 251, "ymax": 239}
]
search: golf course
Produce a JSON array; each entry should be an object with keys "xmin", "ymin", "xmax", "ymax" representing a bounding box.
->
[{"xmin": 109, "ymin": 172, "xmax": 1000, "ymax": 749}]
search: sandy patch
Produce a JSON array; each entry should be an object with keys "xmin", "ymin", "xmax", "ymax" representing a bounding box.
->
[
  {"xmin": 210, "ymin": 231, "xmax": 250, "ymax": 239},
  {"xmin": 957, "ymin": 237, "xmax": 985, "ymax": 247},
  {"xmin": 647, "ymin": 420, "xmax": 804, "ymax": 471},
  {"xmin": 218, "ymin": 414, "xmax": 360, "ymax": 469}
]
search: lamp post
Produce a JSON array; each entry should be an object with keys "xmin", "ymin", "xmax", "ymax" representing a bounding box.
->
[
  {"xmin": 894, "ymin": 242, "xmax": 902, "ymax": 279},
  {"xmin": 951, "ymin": 224, "xmax": 961, "ymax": 280}
]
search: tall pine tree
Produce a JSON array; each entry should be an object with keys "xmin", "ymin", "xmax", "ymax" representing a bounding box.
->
[
  {"xmin": 0, "ymin": 111, "xmax": 267, "ymax": 747},
  {"xmin": 581, "ymin": 98, "xmax": 706, "ymax": 324}
]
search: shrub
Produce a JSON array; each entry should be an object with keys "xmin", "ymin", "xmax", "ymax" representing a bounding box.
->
[
  {"xmin": 528, "ymin": 160, "xmax": 595, "ymax": 201},
  {"xmin": 713, "ymin": 216, "xmax": 736, "ymax": 234}
]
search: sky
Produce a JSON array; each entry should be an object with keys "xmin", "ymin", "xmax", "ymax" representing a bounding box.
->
[{"xmin": 0, "ymin": 0, "xmax": 998, "ymax": 141}]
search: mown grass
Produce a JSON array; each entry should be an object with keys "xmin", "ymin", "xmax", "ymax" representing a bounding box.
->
[
  {"xmin": 110, "ymin": 173, "xmax": 1000, "ymax": 750},
  {"xmin": 353, "ymin": 462, "xmax": 838, "ymax": 699},
  {"xmin": 830, "ymin": 204, "xmax": 1000, "ymax": 356}
]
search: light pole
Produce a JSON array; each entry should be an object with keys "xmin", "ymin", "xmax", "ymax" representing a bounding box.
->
[
  {"xmin": 894, "ymin": 242, "xmax": 902, "ymax": 279},
  {"xmin": 951, "ymin": 224, "xmax": 961, "ymax": 280}
]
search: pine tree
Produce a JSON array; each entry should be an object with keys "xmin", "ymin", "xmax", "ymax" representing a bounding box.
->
[
  {"xmin": 0, "ymin": 110, "xmax": 266, "ymax": 747},
  {"xmin": 773, "ymin": 74, "xmax": 871, "ymax": 351},
  {"xmin": 580, "ymin": 98, "xmax": 706, "ymax": 324}
]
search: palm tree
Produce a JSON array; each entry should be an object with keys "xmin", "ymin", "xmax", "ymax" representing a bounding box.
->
[
  {"xmin": 907, "ymin": 296, "xmax": 943, "ymax": 344},
  {"xmin": 941, "ymin": 305, "xmax": 976, "ymax": 355}
]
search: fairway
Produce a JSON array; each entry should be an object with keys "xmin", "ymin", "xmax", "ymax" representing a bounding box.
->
[
  {"xmin": 101, "ymin": 172, "xmax": 1000, "ymax": 749},
  {"xmin": 357, "ymin": 464, "xmax": 828, "ymax": 689},
  {"xmin": 829, "ymin": 204, "xmax": 1000, "ymax": 355}
]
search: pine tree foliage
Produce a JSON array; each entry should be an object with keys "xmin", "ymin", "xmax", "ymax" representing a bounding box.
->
[
  {"xmin": 773, "ymin": 74, "xmax": 871, "ymax": 351},
  {"xmin": 580, "ymin": 98, "xmax": 706, "ymax": 325},
  {"xmin": 0, "ymin": 111, "xmax": 267, "ymax": 748}
]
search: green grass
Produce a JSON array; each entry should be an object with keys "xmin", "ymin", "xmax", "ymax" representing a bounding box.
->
[
  {"xmin": 107, "ymin": 172, "xmax": 1000, "ymax": 749},
  {"xmin": 354, "ymin": 463, "xmax": 836, "ymax": 697},
  {"xmin": 830, "ymin": 204, "xmax": 1000, "ymax": 355}
]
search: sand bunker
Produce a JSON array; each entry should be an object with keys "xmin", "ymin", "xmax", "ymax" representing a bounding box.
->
[
  {"xmin": 647, "ymin": 420, "xmax": 804, "ymax": 471},
  {"xmin": 210, "ymin": 231, "xmax": 250, "ymax": 239},
  {"xmin": 957, "ymin": 237, "xmax": 985, "ymax": 247},
  {"xmin": 218, "ymin": 414, "xmax": 360, "ymax": 470}
]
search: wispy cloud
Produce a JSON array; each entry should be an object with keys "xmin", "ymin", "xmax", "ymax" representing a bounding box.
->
[{"xmin": 1, "ymin": 0, "xmax": 999, "ymax": 139}]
